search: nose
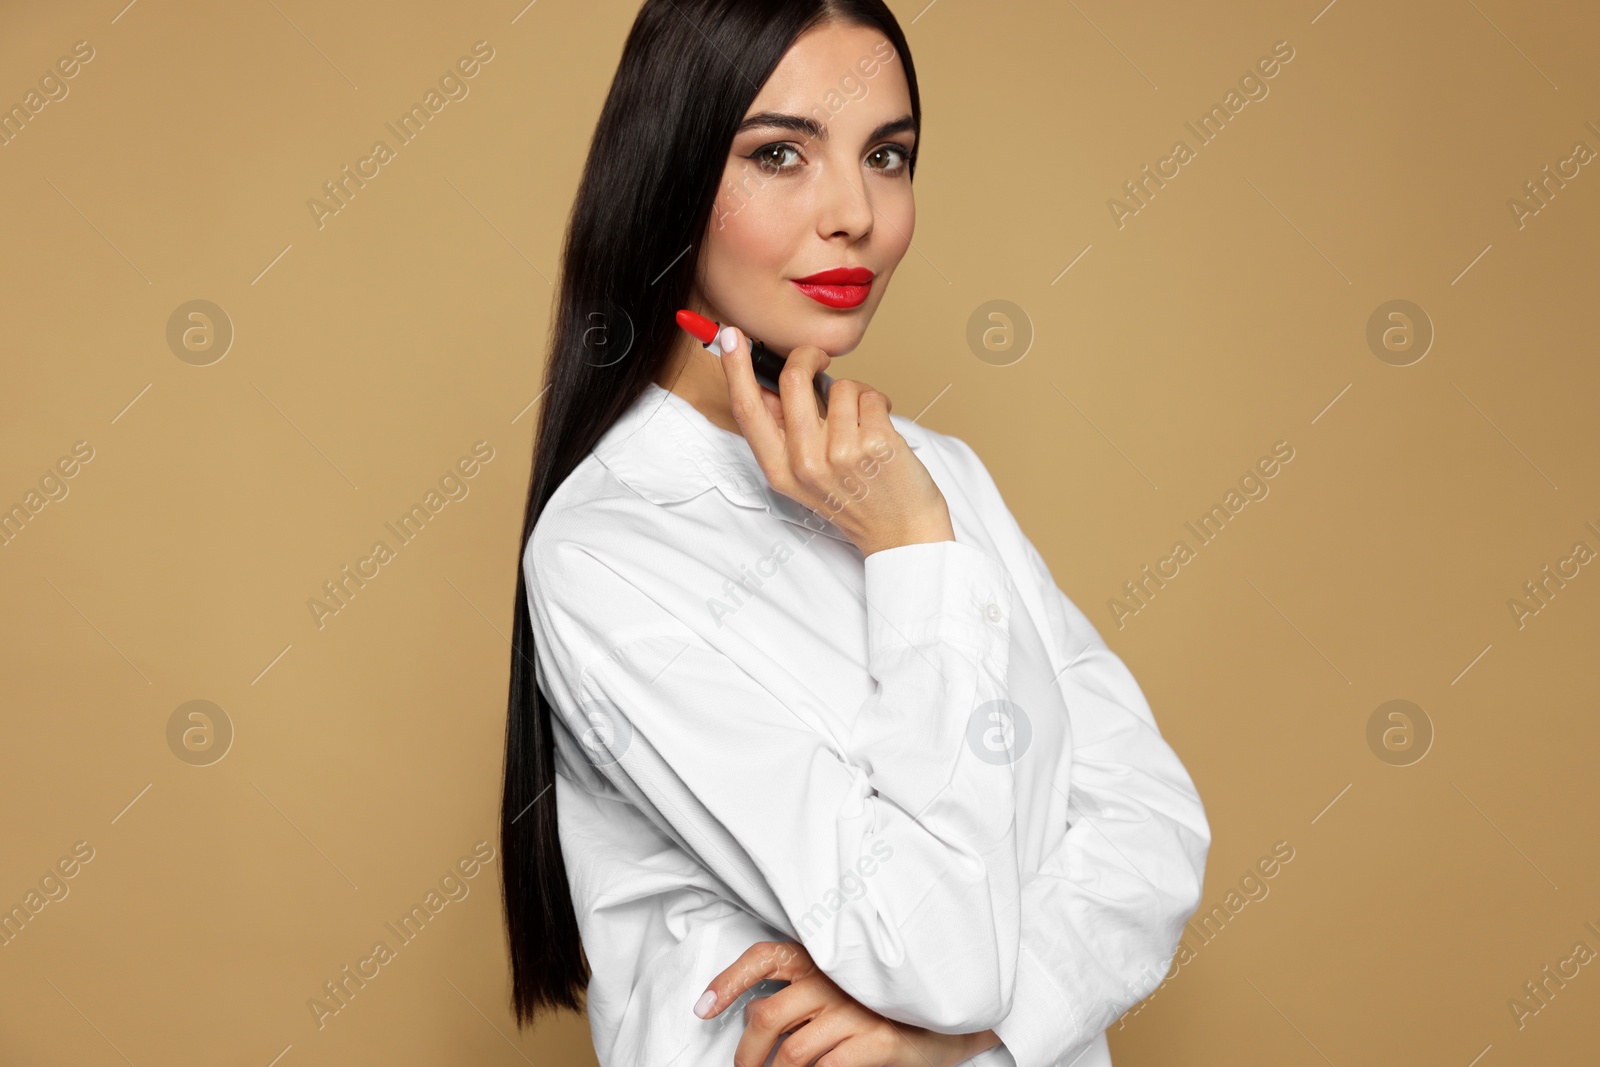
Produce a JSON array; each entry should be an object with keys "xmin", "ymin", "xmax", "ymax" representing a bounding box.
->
[{"xmin": 815, "ymin": 156, "xmax": 875, "ymax": 241}]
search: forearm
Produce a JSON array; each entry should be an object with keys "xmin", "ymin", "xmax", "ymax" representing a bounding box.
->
[{"xmin": 955, "ymin": 1028, "xmax": 1003, "ymax": 1062}]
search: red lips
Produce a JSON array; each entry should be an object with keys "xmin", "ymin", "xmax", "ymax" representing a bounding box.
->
[
  {"xmin": 793, "ymin": 267, "xmax": 875, "ymax": 284},
  {"xmin": 792, "ymin": 266, "xmax": 874, "ymax": 308}
]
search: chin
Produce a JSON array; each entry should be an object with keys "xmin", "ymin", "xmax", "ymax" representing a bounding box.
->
[
  {"xmin": 827, "ymin": 335, "xmax": 864, "ymax": 358},
  {"xmin": 792, "ymin": 309, "xmax": 872, "ymax": 355},
  {"xmin": 783, "ymin": 323, "xmax": 864, "ymax": 358}
]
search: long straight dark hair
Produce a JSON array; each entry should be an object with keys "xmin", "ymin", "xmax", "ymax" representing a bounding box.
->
[{"xmin": 500, "ymin": 0, "xmax": 921, "ymax": 1028}]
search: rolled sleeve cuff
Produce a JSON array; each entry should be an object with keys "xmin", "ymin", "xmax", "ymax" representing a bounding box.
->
[
  {"xmin": 991, "ymin": 947, "xmax": 1095, "ymax": 1067},
  {"xmin": 849, "ymin": 538, "xmax": 1018, "ymax": 819},
  {"xmin": 862, "ymin": 539, "xmax": 1014, "ymax": 658}
]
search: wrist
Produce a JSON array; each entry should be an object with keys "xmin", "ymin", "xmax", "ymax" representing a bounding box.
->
[
  {"xmin": 953, "ymin": 1029, "xmax": 1002, "ymax": 1064},
  {"xmin": 860, "ymin": 515, "xmax": 957, "ymax": 558}
]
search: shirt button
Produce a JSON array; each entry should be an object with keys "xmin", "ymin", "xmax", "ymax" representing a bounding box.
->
[{"xmin": 984, "ymin": 601, "xmax": 1002, "ymax": 622}]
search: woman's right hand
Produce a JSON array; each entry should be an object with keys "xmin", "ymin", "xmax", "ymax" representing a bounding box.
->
[{"xmin": 717, "ymin": 325, "xmax": 955, "ymax": 558}]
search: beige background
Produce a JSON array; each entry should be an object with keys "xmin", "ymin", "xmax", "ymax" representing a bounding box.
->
[{"xmin": 3, "ymin": 0, "xmax": 1597, "ymax": 1063}]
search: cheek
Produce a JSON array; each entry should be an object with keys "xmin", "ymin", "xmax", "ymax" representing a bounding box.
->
[
  {"xmin": 704, "ymin": 169, "xmax": 798, "ymax": 276},
  {"xmin": 878, "ymin": 187, "xmax": 915, "ymax": 256}
]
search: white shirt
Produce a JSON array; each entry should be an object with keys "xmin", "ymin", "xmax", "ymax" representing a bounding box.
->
[{"xmin": 523, "ymin": 380, "xmax": 1211, "ymax": 1067}]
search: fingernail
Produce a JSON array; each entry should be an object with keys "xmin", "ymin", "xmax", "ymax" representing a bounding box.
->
[
  {"xmin": 718, "ymin": 326, "xmax": 739, "ymax": 352},
  {"xmin": 693, "ymin": 989, "xmax": 717, "ymax": 1018}
]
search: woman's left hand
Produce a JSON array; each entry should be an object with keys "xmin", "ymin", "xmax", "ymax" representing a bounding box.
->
[{"xmin": 695, "ymin": 940, "xmax": 999, "ymax": 1067}]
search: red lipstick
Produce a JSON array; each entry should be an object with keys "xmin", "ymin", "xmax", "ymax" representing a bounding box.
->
[
  {"xmin": 791, "ymin": 266, "xmax": 874, "ymax": 309},
  {"xmin": 674, "ymin": 309, "xmax": 834, "ymax": 417}
]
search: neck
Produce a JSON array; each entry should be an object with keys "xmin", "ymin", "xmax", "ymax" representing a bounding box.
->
[{"xmin": 656, "ymin": 331, "xmax": 743, "ymax": 436}]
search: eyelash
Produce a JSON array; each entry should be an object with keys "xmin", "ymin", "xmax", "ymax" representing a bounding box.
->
[{"xmin": 747, "ymin": 141, "xmax": 917, "ymax": 176}]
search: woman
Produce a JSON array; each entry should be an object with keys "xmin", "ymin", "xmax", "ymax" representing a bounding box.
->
[{"xmin": 500, "ymin": 2, "xmax": 1212, "ymax": 1065}]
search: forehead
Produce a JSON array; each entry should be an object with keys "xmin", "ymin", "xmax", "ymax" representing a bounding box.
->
[{"xmin": 746, "ymin": 20, "xmax": 910, "ymax": 116}]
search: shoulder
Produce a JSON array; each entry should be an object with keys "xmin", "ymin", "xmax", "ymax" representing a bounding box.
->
[
  {"xmin": 521, "ymin": 454, "xmax": 704, "ymax": 671},
  {"xmin": 891, "ymin": 417, "xmax": 1087, "ymax": 641},
  {"xmin": 522, "ymin": 453, "xmax": 626, "ymax": 582},
  {"xmin": 523, "ymin": 458, "xmax": 652, "ymax": 628}
]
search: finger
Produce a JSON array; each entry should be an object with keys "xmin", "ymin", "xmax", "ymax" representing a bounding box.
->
[
  {"xmin": 696, "ymin": 940, "xmax": 815, "ymax": 1020},
  {"xmin": 851, "ymin": 388, "xmax": 902, "ymax": 467},
  {"xmin": 775, "ymin": 344, "xmax": 832, "ymax": 476},
  {"xmin": 857, "ymin": 388, "xmax": 891, "ymax": 427},
  {"xmin": 824, "ymin": 378, "xmax": 864, "ymax": 456},
  {"xmin": 719, "ymin": 328, "xmax": 791, "ymax": 488},
  {"xmin": 810, "ymin": 1030, "xmax": 898, "ymax": 1067},
  {"xmin": 731, "ymin": 977, "xmax": 839, "ymax": 1067},
  {"xmin": 762, "ymin": 384, "xmax": 785, "ymax": 428},
  {"xmin": 749, "ymin": 1005, "xmax": 867, "ymax": 1067},
  {"xmin": 816, "ymin": 379, "xmax": 866, "ymax": 519}
]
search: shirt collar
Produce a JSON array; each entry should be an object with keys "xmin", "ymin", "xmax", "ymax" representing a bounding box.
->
[{"xmin": 593, "ymin": 381, "xmax": 923, "ymax": 547}]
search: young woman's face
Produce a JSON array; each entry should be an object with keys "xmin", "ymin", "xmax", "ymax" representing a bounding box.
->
[{"xmin": 694, "ymin": 20, "xmax": 916, "ymax": 360}]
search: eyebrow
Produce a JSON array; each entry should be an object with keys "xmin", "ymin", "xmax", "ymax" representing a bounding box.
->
[{"xmin": 734, "ymin": 111, "xmax": 915, "ymax": 146}]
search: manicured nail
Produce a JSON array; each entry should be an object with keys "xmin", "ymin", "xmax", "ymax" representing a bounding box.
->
[
  {"xmin": 718, "ymin": 326, "xmax": 739, "ymax": 353},
  {"xmin": 693, "ymin": 989, "xmax": 717, "ymax": 1018}
]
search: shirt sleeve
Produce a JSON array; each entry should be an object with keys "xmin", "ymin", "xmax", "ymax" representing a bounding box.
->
[
  {"xmin": 525, "ymin": 530, "xmax": 1026, "ymax": 1034},
  {"xmin": 548, "ymin": 761, "xmax": 793, "ymax": 1067},
  {"xmin": 943, "ymin": 441, "xmax": 1212, "ymax": 1066}
]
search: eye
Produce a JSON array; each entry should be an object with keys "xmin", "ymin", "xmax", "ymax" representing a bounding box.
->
[
  {"xmin": 867, "ymin": 143, "xmax": 915, "ymax": 174},
  {"xmin": 748, "ymin": 142, "xmax": 802, "ymax": 173},
  {"xmin": 866, "ymin": 143, "xmax": 915, "ymax": 174}
]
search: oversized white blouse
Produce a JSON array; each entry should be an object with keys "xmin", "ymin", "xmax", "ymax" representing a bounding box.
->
[{"xmin": 523, "ymin": 380, "xmax": 1211, "ymax": 1067}]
